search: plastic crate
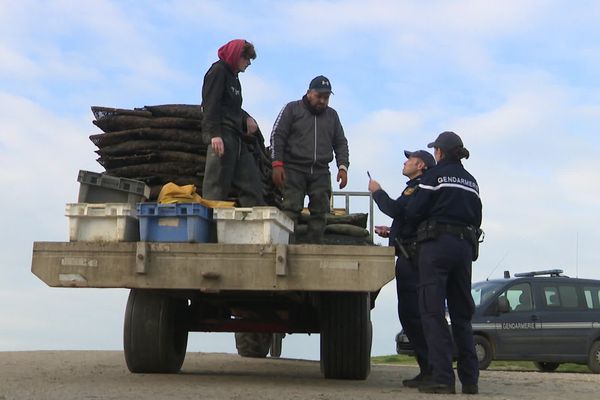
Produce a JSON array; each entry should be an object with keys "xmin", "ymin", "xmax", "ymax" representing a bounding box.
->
[
  {"xmin": 137, "ymin": 203, "xmax": 213, "ymax": 243},
  {"xmin": 66, "ymin": 203, "xmax": 139, "ymax": 242},
  {"xmin": 77, "ymin": 170, "xmax": 150, "ymax": 204},
  {"xmin": 213, "ymin": 207, "xmax": 294, "ymax": 244}
]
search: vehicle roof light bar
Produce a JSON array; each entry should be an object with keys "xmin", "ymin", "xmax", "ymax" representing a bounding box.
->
[{"xmin": 514, "ymin": 269, "xmax": 564, "ymax": 277}]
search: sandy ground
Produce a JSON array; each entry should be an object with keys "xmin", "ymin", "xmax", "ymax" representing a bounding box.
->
[{"xmin": 0, "ymin": 351, "xmax": 598, "ymax": 400}]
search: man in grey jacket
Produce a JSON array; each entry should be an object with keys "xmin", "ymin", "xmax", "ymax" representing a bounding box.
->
[{"xmin": 270, "ymin": 75, "xmax": 349, "ymax": 243}]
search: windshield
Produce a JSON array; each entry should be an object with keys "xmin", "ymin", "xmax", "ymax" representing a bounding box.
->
[{"xmin": 471, "ymin": 280, "xmax": 505, "ymax": 308}]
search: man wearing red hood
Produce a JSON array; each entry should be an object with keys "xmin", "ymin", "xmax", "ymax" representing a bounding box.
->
[{"xmin": 201, "ymin": 39, "xmax": 265, "ymax": 206}]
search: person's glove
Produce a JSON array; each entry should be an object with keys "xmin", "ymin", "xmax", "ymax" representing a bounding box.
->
[
  {"xmin": 337, "ymin": 169, "xmax": 348, "ymax": 189},
  {"xmin": 272, "ymin": 166, "xmax": 286, "ymax": 190}
]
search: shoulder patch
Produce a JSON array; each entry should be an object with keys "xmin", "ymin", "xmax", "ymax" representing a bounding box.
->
[{"xmin": 403, "ymin": 187, "xmax": 416, "ymax": 196}]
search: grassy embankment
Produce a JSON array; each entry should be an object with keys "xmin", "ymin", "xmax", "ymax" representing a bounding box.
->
[{"xmin": 372, "ymin": 354, "xmax": 591, "ymax": 373}]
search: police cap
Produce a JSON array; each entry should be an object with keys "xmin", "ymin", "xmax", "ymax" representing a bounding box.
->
[
  {"xmin": 404, "ymin": 150, "xmax": 436, "ymax": 169},
  {"xmin": 427, "ymin": 131, "xmax": 463, "ymax": 152}
]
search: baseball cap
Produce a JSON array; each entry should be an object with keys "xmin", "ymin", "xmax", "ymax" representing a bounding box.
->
[
  {"xmin": 427, "ymin": 131, "xmax": 463, "ymax": 152},
  {"xmin": 309, "ymin": 75, "xmax": 333, "ymax": 94},
  {"xmin": 404, "ymin": 150, "xmax": 436, "ymax": 169}
]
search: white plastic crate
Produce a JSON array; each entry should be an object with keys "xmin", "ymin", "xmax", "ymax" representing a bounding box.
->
[
  {"xmin": 213, "ymin": 207, "xmax": 294, "ymax": 244},
  {"xmin": 65, "ymin": 203, "xmax": 139, "ymax": 242}
]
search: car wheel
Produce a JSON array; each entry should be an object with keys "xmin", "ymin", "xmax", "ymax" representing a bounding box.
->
[
  {"xmin": 534, "ymin": 361, "xmax": 560, "ymax": 372},
  {"xmin": 474, "ymin": 335, "xmax": 492, "ymax": 370},
  {"xmin": 588, "ymin": 341, "xmax": 600, "ymax": 374}
]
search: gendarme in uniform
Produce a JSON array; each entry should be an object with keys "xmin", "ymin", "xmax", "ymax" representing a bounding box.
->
[
  {"xmin": 371, "ymin": 150, "xmax": 436, "ymax": 387},
  {"xmin": 405, "ymin": 131, "xmax": 482, "ymax": 395}
]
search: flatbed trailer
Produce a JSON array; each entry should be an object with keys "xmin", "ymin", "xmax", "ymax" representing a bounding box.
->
[{"xmin": 32, "ymin": 241, "xmax": 394, "ymax": 380}]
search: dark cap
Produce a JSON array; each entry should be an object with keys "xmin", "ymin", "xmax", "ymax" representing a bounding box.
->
[
  {"xmin": 427, "ymin": 131, "xmax": 463, "ymax": 152},
  {"xmin": 309, "ymin": 75, "xmax": 333, "ymax": 93},
  {"xmin": 404, "ymin": 150, "xmax": 436, "ymax": 169}
]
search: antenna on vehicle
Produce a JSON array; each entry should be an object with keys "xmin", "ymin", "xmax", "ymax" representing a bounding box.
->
[
  {"xmin": 485, "ymin": 251, "xmax": 509, "ymax": 281},
  {"xmin": 576, "ymin": 232, "xmax": 579, "ymax": 278}
]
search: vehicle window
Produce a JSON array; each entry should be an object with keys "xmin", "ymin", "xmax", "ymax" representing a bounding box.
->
[
  {"xmin": 583, "ymin": 286, "xmax": 600, "ymax": 309},
  {"xmin": 559, "ymin": 286, "xmax": 578, "ymax": 308},
  {"xmin": 503, "ymin": 283, "xmax": 532, "ymax": 312},
  {"xmin": 544, "ymin": 287, "xmax": 560, "ymax": 307},
  {"xmin": 471, "ymin": 281, "xmax": 504, "ymax": 308},
  {"xmin": 544, "ymin": 285, "xmax": 579, "ymax": 309}
]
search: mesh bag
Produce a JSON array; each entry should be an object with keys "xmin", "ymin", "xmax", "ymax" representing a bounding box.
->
[
  {"xmin": 93, "ymin": 115, "xmax": 202, "ymax": 133},
  {"xmin": 96, "ymin": 140, "xmax": 206, "ymax": 156},
  {"xmin": 140, "ymin": 104, "xmax": 203, "ymax": 120},
  {"xmin": 104, "ymin": 162, "xmax": 204, "ymax": 178},
  {"xmin": 97, "ymin": 151, "xmax": 206, "ymax": 169},
  {"xmin": 91, "ymin": 106, "xmax": 152, "ymax": 120},
  {"xmin": 90, "ymin": 128, "xmax": 206, "ymax": 148}
]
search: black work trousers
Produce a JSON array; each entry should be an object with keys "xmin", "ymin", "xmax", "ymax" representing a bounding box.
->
[
  {"xmin": 281, "ymin": 168, "xmax": 331, "ymax": 244},
  {"xmin": 417, "ymin": 233, "xmax": 479, "ymax": 387}
]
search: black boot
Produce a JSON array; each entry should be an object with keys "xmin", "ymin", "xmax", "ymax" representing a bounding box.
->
[
  {"xmin": 418, "ymin": 381, "xmax": 456, "ymax": 394},
  {"xmin": 402, "ymin": 372, "xmax": 431, "ymax": 388},
  {"xmin": 462, "ymin": 384, "xmax": 479, "ymax": 394}
]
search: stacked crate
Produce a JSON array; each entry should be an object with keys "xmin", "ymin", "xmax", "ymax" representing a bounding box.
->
[
  {"xmin": 66, "ymin": 170, "xmax": 150, "ymax": 242},
  {"xmin": 213, "ymin": 207, "xmax": 293, "ymax": 244}
]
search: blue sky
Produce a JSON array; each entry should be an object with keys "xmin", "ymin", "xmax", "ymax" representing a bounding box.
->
[{"xmin": 1, "ymin": 0, "xmax": 599, "ymax": 361}]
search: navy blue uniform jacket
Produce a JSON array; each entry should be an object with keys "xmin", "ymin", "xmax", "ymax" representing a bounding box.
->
[
  {"xmin": 372, "ymin": 177, "xmax": 421, "ymax": 248},
  {"xmin": 405, "ymin": 159, "xmax": 482, "ymax": 229}
]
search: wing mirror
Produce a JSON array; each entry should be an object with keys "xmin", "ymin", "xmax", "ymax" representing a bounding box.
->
[{"xmin": 496, "ymin": 296, "xmax": 511, "ymax": 314}]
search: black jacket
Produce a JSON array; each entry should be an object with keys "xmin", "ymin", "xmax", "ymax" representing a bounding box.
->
[
  {"xmin": 270, "ymin": 96, "xmax": 349, "ymax": 174},
  {"xmin": 405, "ymin": 158, "xmax": 482, "ymax": 229},
  {"xmin": 201, "ymin": 60, "xmax": 245, "ymax": 138},
  {"xmin": 373, "ymin": 177, "xmax": 421, "ymax": 248}
]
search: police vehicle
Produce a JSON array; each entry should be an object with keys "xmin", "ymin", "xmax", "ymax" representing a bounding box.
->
[{"xmin": 395, "ymin": 269, "xmax": 600, "ymax": 373}]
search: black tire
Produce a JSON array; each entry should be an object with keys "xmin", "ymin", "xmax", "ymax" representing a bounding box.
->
[
  {"xmin": 474, "ymin": 335, "xmax": 493, "ymax": 370},
  {"xmin": 534, "ymin": 361, "xmax": 560, "ymax": 372},
  {"xmin": 588, "ymin": 341, "xmax": 600, "ymax": 373},
  {"xmin": 234, "ymin": 332, "xmax": 271, "ymax": 358},
  {"xmin": 123, "ymin": 289, "xmax": 188, "ymax": 373},
  {"xmin": 270, "ymin": 333, "xmax": 284, "ymax": 358},
  {"xmin": 319, "ymin": 292, "xmax": 372, "ymax": 380}
]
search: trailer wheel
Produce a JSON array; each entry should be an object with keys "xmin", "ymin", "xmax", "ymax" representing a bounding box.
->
[
  {"xmin": 270, "ymin": 333, "xmax": 284, "ymax": 358},
  {"xmin": 234, "ymin": 332, "xmax": 271, "ymax": 358},
  {"xmin": 319, "ymin": 292, "xmax": 372, "ymax": 380},
  {"xmin": 124, "ymin": 289, "xmax": 188, "ymax": 373}
]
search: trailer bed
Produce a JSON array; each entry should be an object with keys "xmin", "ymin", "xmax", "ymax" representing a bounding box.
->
[{"xmin": 32, "ymin": 242, "xmax": 395, "ymax": 292}]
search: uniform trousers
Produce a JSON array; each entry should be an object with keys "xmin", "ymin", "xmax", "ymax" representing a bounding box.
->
[
  {"xmin": 396, "ymin": 253, "xmax": 430, "ymax": 375},
  {"xmin": 417, "ymin": 233, "xmax": 479, "ymax": 386}
]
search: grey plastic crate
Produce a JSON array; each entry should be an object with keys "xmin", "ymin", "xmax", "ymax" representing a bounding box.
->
[{"xmin": 77, "ymin": 170, "xmax": 150, "ymax": 204}]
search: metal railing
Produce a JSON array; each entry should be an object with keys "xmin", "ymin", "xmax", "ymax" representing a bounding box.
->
[{"xmin": 331, "ymin": 191, "xmax": 374, "ymax": 242}]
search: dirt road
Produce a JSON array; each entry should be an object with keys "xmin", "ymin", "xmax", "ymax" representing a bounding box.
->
[{"xmin": 0, "ymin": 351, "xmax": 597, "ymax": 399}]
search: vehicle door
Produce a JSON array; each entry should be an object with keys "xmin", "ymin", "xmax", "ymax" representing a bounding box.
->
[
  {"xmin": 490, "ymin": 282, "xmax": 545, "ymax": 359},
  {"xmin": 537, "ymin": 282, "xmax": 590, "ymax": 360}
]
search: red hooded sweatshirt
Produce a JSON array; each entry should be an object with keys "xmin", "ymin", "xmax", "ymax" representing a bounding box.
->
[{"xmin": 217, "ymin": 39, "xmax": 245, "ymax": 74}]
